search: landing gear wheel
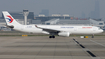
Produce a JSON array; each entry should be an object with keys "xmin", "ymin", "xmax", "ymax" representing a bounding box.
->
[
  {"xmin": 49, "ymin": 36, "xmax": 55, "ymax": 38},
  {"xmin": 49, "ymin": 36, "xmax": 52, "ymax": 38},
  {"xmin": 52, "ymin": 36, "xmax": 55, "ymax": 38}
]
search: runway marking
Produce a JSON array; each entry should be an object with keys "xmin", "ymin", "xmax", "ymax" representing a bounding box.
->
[
  {"xmin": 87, "ymin": 51, "xmax": 96, "ymax": 57},
  {"xmin": 90, "ymin": 39, "xmax": 105, "ymax": 47},
  {"xmin": 73, "ymin": 39, "xmax": 97, "ymax": 57}
]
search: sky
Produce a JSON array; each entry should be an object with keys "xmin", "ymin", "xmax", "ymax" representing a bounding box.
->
[{"xmin": 0, "ymin": 0, "xmax": 105, "ymax": 18}]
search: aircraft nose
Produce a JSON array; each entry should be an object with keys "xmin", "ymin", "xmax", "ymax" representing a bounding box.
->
[{"xmin": 100, "ymin": 29, "xmax": 104, "ymax": 33}]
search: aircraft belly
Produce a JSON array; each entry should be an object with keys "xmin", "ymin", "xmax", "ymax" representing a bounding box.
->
[{"xmin": 27, "ymin": 29, "xmax": 42, "ymax": 33}]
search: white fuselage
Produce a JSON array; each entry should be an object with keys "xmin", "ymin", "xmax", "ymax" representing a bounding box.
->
[{"xmin": 13, "ymin": 25, "xmax": 103, "ymax": 34}]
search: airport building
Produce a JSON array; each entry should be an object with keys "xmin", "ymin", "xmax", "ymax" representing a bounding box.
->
[
  {"xmin": 45, "ymin": 19, "xmax": 104, "ymax": 27},
  {"xmin": 35, "ymin": 15, "xmax": 71, "ymax": 22}
]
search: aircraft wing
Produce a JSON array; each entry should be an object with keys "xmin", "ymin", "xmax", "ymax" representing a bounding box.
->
[
  {"xmin": 35, "ymin": 25, "xmax": 70, "ymax": 37},
  {"xmin": 35, "ymin": 25, "xmax": 61, "ymax": 33}
]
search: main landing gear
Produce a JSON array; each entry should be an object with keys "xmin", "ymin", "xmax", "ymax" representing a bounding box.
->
[
  {"xmin": 92, "ymin": 34, "xmax": 94, "ymax": 38},
  {"xmin": 49, "ymin": 36, "xmax": 55, "ymax": 38}
]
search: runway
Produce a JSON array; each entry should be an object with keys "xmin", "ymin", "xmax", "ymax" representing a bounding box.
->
[{"xmin": 0, "ymin": 36, "xmax": 105, "ymax": 59}]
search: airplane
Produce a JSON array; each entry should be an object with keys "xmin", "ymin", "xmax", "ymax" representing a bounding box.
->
[{"xmin": 2, "ymin": 11, "xmax": 103, "ymax": 38}]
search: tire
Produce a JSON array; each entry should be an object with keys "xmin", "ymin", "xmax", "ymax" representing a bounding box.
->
[
  {"xmin": 49, "ymin": 36, "xmax": 51, "ymax": 38},
  {"xmin": 52, "ymin": 36, "xmax": 55, "ymax": 38},
  {"xmin": 49, "ymin": 36, "xmax": 55, "ymax": 38}
]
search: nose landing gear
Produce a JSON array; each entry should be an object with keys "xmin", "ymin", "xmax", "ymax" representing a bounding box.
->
[{"xmin": 92, "ymin": 34, "xmax": 94, "ymax": 38}]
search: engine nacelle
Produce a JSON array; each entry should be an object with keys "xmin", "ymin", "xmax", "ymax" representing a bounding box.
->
[{"xmin": 58, "ymin": 32, "xmax": 70, "ymax": 37}]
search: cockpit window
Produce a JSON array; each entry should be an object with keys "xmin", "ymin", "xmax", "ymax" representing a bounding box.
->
[{"xmin": 98, "ymin": 27, "xmax": 101, "ymax": 30}]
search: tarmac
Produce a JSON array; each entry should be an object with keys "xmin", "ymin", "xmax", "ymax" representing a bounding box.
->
[{"xmin": 0, "ymin": 36, "xmax": 105, "ymax": 59}]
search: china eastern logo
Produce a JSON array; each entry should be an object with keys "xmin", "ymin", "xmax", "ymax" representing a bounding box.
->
[{"xmin": 6, "ymin": 15, "xmax": 13, "ymax": 23}]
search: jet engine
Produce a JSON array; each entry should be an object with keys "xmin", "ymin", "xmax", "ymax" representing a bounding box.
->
[{"xmin": 58, "ymin": 32, "xmax": 70, "ymax": 37}]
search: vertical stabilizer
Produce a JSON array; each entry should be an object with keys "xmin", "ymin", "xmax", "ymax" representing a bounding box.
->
[{"xmin": 2, "ymin": 11, "xmax": 21, "ymax": 26}]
